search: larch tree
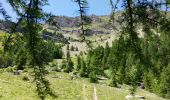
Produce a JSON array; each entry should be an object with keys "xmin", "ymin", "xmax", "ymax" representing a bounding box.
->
[
  {"xmin": 74, "ymin": 0, "xmax": 91, "ymax": 41},
  {"xmin": 3, "ymin": 0, "xmax": 56, "ymax": 99}
]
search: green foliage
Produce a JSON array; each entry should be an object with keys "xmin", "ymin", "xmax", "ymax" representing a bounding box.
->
[
  {"xmin": 143, "ymin": 71, "xmax": 154, "ymax": 92},
  {"xmin": 5, "ymin": 66, "xmax": 14, "ymax": 72},
  {"xmin": 71, "ymin": 45, "xmax": 74, "ymax": 51},
  {"xmin": 79, "ymin": 57, "xmax": 87, "ymax": 77},
  {"xmin": 15, "ymin": 49, "xmax": 27, "ymax": 70},
  {"xmin": 76, "ymin": 56, "xmax": 81, "ymax": 71},
  {"xmin": 0, "ymin": 69, "xmax": 4, "ymax": 73},
  {"xmin": 63, "ymin": 48, "xmax": 74, "ymax": 73},
  {"xmin": 108, "ymin": 75, "xmax": 117, "ymax": 87},
  {"xmin": 66, "ymin": 49, "xmax": 70, "ymax": 60},
  {"xmin": 87, "ymin": 46, "xmax": 104, "ymax": 75},
  {"xmin": 102, "ymin": 42, "xmax": 110, "ymax": 69},
  {"xmin": 66, "ymin": 44, "xmax": 69, "ymax": 50},
  {"xmin": 52, "ymin": 44, "xmax": 62, "ymax": 59},
  {"xmin": 129, "ymin": 86, "xmax": 137, "ymax": 96},
  {"xmin": 64, "ymin": 49, "xmax": 74, "ymax": 72},
  {"xmin": 158, "ymin": 64, "xmax": 170, "ymax": 98},
  {"xmin": 4, "ymin": 0, "xmax": 57, "ymax": 99},
  {"xmin": 104, "ymin": 70, "xmax": 112, "ymax": 78},
  {"xmin": 61, "ymin": 60, "xmax": 66, "ymax": 70},
  {"xmin": 64, "ymin": 58, "xmax": 74, "ymax": 73},
  {"xmin": 129, "ymin": 65, "xmax": 138, "ymax": 86},
  {"xmin": 89, "ymin": 71, "xmax": 98, "ymax": 83},
  {"xmin": 0, "ymin": 53, "xmax": 13, "ymax": 68},
  {"xmin": 74, "ymin": 0, "xmax": 91, "ymax": 40},
  {"xmin": 0, "ymin": 0, "xmax": 170, "ymax": 99},
  {"xmin": 75, "ymin": 47, "xmax": 78, "ymax": 51},
  {"xmin": 22, "ymin": 75, "xmax": 29, "ymax": 81}
]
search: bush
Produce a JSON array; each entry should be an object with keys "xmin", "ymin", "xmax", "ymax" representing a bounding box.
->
[
  {"xmin": 71, "ymin": 45, "xmax": 74, "ymax": 51},
  {"xmin": 23, "ymin": 68, "xmax": 28, "ymax": 73},
  {"xmin": 52, "ymin": 45, "xmax": 62, "ymax": 59},
  {"xmin": 104, "ymin": 70, "xmax": 112, "ymax": 78},
  {"xmin": 107, "ymin": 78, "xmax": 117, "ymax": 87},
  {"xmin": 5, "ymin": 67, "xmax": 14, "ymax": 72},
  {"xmin": 51, "ymin": 62, "xmax": 58, "ymax": 67},
  {"xmin": 89, "ymin": 71, "xmax": 98, "ymax": 83},
  {"xmin": 0, "ymin": 69, "xmax": 4, "ymax": 73},
  {"xmin": 61, "ymin": 60, "xmax": 66, "ymax": 70},
  {"xmin": 64, "ymin": 59, "xmax": 74, "ymax": 73},
  {"xmin": 79, "ymin": 67, "xmax": 87, "ymax": 77},
  {"xmin": 129, "ymin": 86, "xmax": 137, "ymax": 96},
  {"xmin": 143, "ymin": 71, "xmax": 154, "ymax": 92},
  {"xmin": 22, "ymin": 75, "xmax": 29, "ymax": 81},
  {"xmin": 158, "ymin": 64, "xmax": 170, "ymax": 99},
  {"xmin": 15, "ymin": 49, "xmax": 27, "ymax": 70},
  {"xmin": 0, "ymin": 54, "xmax": 13, "ymax": 68},
  {"xmin": 76, "ymin": 47, "xmax": 78, "ymax": 51}
]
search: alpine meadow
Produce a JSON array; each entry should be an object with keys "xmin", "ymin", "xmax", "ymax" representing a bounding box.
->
[{"xmin": 0, "ymin": 0, "xmax": 170, "ymax": 100}]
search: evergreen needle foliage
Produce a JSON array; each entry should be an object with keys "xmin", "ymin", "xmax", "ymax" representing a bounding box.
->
[
  {"xmin": 74, "ymin": 0, "xmax": 91, "ymax": 41},
  {"xmin": 2, "ymin": 0, "xmax": 57, "ymax": 99},
  {"xmin": 0, "ymin": 0, "xmax": 170, "ymax": 99}
]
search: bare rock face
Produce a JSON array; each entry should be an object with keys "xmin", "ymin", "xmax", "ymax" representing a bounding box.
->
[
  {"xmin": 71, "ymin": 29, "xmax": 105, "ymax": 35},
  {"xmin": 48, "ymin": 15, "xmax": 104, "ymax": 28},
  {"xmin": 50, "ymin": 16, "xmax": 80, "ymax": 27},
  {"xmin": 42, "ymin": 30, "xmax": 69, "ymax": 43},
  {"xmin": 90, "ymin": 15, "xmax": 102, "ymax": 23}
]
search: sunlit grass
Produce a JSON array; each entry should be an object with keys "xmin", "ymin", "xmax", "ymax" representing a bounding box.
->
[{"xmin": 0, "ymin": 70, "xmax": 167, "ymax": 100}]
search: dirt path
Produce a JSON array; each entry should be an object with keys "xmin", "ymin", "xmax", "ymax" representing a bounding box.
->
[
  {"xmin": 83, "ymin": 84, "xmax": 88, "ymax": 100},
  {"xmin": 93, "ymin": 85, "xmax": 98, "ymax": 100}
]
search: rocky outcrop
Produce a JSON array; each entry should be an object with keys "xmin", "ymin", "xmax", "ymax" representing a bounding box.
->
[
  {"xmin": 42, "ymin": 30, "xmax": 69, "ymax": 43},
  {"xmin": 48, "ymin": 15, "xmax": 106, "ymax": 28}
]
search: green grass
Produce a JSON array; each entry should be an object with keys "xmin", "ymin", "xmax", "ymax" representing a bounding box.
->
[
  {"xmin": 0, "ymin": 29, "xmax": 167, "ymax": 100},
  {"xmin": 0, "ymin": 70, "xmax": 167, "ymax": 100}
]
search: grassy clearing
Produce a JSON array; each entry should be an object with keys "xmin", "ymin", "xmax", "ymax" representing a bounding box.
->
[{"xmin": 0, "ymin": 70, "xmax": 167, "ymax": 100}]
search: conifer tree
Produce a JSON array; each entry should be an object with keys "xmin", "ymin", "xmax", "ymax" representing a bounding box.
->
[
  {"xmin": 71, "ymin": 45, "xmax": 74, "ymax": 51},
  {"xmin": 64, "ymin": 58, "xmax": 74, "ymax": 73},
  {"xmin": 64, "ymin": 48, "xmax": 73, "ymax": 72},
  {"xmin": 79, "ymin": 57, "xmax": 87, "ymax": 77},
  {"xmin": 66, "ymin": 44, "xmax": 69, "ymax": 50},
  {"xmin": 76, "ymin": 55, "xmax": 81, "ymax": 71},
  {"xmin": 159, "ymin": 63, "xmax": 170, "ymax": 98},
  {"xmin": 66, "ymin": 49, "xmax": 70, "ymax": 60},
  {"xmin": 102, "ymin": 42, "xmax": 110, "ymax": 69},
  {"xmin": 74, "ymin": 0, "xmax": 91, "ymax": 40},
  {"xmin": 5, "ymin": 0, "xmax": 56, "ymax": 99}
]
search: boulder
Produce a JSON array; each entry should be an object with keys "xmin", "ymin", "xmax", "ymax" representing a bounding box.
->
[
  {"xmin": 125, "ymin": 94, "xmax": 133, "ymax": 100},
  {"xmin": 140, "ymin": 83, "xmax": 145, "ymax": 89},
  {"xmin": 135, "ymin": 95, "xmax": 145, "ymax": 100},
  {"xmin": 125, "ymin": 94, "xmax": 145, "ymax": 100},
  {"xmin": 13, "ymin": 70, "xmax": 20, "ymax": 75}
]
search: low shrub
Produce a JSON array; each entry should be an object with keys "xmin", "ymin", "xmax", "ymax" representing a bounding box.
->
[
  {"xmin": 5, "ymin": 67, "xmax": 14, "ymax": 73},
  {"xmin": 0, "ymin": 69, "xmax": 4, "ymax": 73},
  {"xmin": 22, "ymin": 75, "xmax": 29, "ymax": 81},
  {"xmin": 89, "ymin": 72, "xmax": 98, "ymax": 83}
]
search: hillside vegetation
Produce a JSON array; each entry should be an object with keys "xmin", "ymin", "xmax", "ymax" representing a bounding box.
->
[
  {"xmin": 0, "ymin": 70, "xmax": 166, "ymax": 100},
  {"xmin": 0, "ymin": 0, "xmax": 170, "ymax": 99}
]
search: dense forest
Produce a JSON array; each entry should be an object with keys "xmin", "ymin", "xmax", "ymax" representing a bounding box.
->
[{"xmin": 0, "ymin": 0, "xmax": 170, "ymax": 100}]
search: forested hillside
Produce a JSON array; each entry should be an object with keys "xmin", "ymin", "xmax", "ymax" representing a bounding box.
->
[{"xmin": 0, "ymin": 0, "xmax": 170, "ymax": 100}]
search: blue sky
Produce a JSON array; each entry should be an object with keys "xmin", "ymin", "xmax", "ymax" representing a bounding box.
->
[{"xmin": 0, "ymin": 0, "xmax": 114, "ymax": 21}]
